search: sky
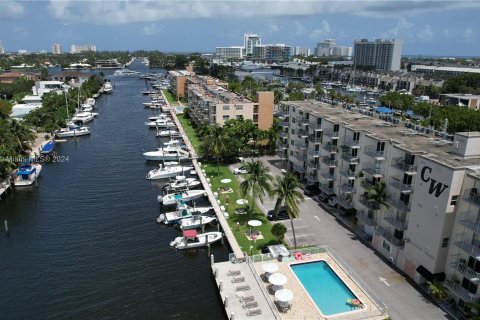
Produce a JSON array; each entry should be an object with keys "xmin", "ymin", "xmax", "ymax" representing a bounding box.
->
[{"xmin": 0, "ymin": 0, "xmax": 479, "ymax": 56}]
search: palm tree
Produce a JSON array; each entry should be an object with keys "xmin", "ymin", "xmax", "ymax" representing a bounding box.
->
[
  {"xmin": 240, "ymin": 160, "xmax": 273, "ymax": 216},
  {"xmin": 272, "ymin": 172, "xmax": 305, "ymax": 248},
  {"xmin": 364, "ymin": 181, "xmax": 389, "ymax": 210},
  {"xmin": 9, "ymin": 119, "xmax": 35, "ymax": 154},
  {"xmin": 201, "ymin": 125, "xmax": 228, "ymax": 174}
]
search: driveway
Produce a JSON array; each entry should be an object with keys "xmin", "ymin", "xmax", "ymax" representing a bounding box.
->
[{"xmin": 233, "ymin": 156, "xmax": 450, "ymax": 320}]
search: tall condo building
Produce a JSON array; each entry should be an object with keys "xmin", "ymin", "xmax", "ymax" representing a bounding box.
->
[
  {"xmin": 0, "ymin": 40, "xmax": 5, "ymax": 54},
  {"xmin": 316, "ymin": 39, "xmax": 335, "ymax": 57},
  {"xmin": 70, "ymin": 44, "xmax": 97, "ymax": 54},
  {"xmin": 243, "ymin": 33, "xmax": 261, "ymax": 56},
  {"xmin": 52, "ymin": 44, "xmax": 62, "ymax": 55},
  {"xmin": 353, "ymin": 39, "xmax": 403, "ymax": 71},
  {"xmin": 214, "ymin": 46, "xmax": 244, "ymax": 60}
]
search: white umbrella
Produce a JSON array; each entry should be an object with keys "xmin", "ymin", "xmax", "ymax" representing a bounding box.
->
[
  {"xmin": 262, "ymin": 262, "xmax": 279, "ymax": 274},
  {"xmin": 247, "ymin": 219, "xmax": 262, "ymax": 238},
  {"xmin": 275, "ymin": 288, "xmax": 293, "ymax": 302},
  {"xmin": 236, "ymin": 198, "xmax": 248, "ymax": 205},
  {"xmin": 221, "ymin": 178, "xmax": 232, "ymax": 183},
  {"xmin": 269, "ymin": 273, "xmax": 287, "ymax": 286}
]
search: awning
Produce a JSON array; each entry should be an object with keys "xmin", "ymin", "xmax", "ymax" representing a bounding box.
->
[
  {"xmin": 183, "ymin": 229, "xmax": 197, "ymax": 239},
  {"xmin": 416, "ymin": 265, "xmax": 446, "ymax": 282}
]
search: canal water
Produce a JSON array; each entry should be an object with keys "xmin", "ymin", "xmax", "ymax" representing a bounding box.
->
[{"xmin": 0, "ymin": 62, "xmax": 229, "ymax": 320}]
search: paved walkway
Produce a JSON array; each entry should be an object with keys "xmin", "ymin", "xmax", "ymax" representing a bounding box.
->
[{"xmin": 249, "ymin": 156, "xmax": 449, "ymax": 320}]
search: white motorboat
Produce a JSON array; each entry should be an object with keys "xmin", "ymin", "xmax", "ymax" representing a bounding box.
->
[
  {"xmin": 165, "ymin": 176, "xmax": 201, "ymax": 190},
  {"xmin": 178, "ymin": 215, "xmax": 216, "ymax": 230},
  {"xmin": 170, "ymin": 231, "xmax": 223, "ymax": 249},
  {"xmin": 14, "ymin": 162, "xmax": 42, "ymax": 187},
  {"xmin": 72, "ymin": 111, "xmax": 95, "ymax": 124},
  {"xmin": 146, "ymin": 163, "xmax": 193, "ymax": 180},
  {"xmin": 157, "ymin": 204, "xmax": 212, "ymax": 224},
  {"xmin": 163, "ymin": 139, "xmax": 184, "ymax": 147},
  {"xmin": 80, "ymin": 104, "xmax": 93, "ymax": 112},
  {"xmin": 145, "ymin": 119, "xmax": 175, "ymax": 128},
  {"xmin": 55, "ymin": 122, "xmax": 90, "ymax": 138},
  {"xmin": 103, "ymin": 82, "xmax": 113, "ymax": 93},
  {"xmin": 156, "ymin": 129, "xmax": 179, "ymax": 137},
  {"xmin": 157, "ymin": 189, "xmax": 206, "ymax": 206},
  {"xmin": 143, "ymin": 146, "xmax": 189, "ymax": 161},
  {"xmin": 148, "ymin": 114, "xmax": 170, "ymax": 121},
  {"xmin": 85, "ymin": 98, "xmax": 96, "ymax": 107}
]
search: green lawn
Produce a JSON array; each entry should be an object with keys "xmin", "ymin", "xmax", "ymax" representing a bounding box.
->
[
  {"xmin": 162, "ymin": 89, "xmax": 178, "ymax": 105},
  {"xmin": 177, "ymin": 114, "xmax": 201, "ymax": 151}
]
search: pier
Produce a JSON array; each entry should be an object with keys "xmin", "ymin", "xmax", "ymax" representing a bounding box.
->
[{"xmin": 0, "ymin": 178, "xmax": 11, "ymax": 200}]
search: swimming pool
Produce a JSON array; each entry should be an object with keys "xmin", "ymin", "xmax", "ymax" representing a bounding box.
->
[{"xmin": 290, "ymin": 260, "xmax": 358, "ymax": 316}]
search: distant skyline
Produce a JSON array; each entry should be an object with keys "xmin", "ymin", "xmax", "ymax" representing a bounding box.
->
[{"xmin": 0, "ymin": 1, "xmax": 479, "ymax": 56}]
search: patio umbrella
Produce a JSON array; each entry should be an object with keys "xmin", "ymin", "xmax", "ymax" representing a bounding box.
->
[
  {"xmin": 269, "ymin": 272, "xmax": 287, "ymax": 291},
  {"xmin": 236, "ymin": 199, "xmax": 248, "ymax": 205},
  {"xmin": 262, "ymin": 262, "xmax": 279, "ymax": 275},
  {"xmin": 220, "ymin": 178, "xmax": 232, "ymax": 183},
  {"xmin": 247, "ymin": 219, "xmax": 262, "ymax": 237},
  {"xmin": 275, "ymin": 288, "xmax": 293, "ymax": 302}
]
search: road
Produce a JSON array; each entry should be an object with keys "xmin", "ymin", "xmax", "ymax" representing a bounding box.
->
[{"xmin": 234, "ymin": 156, "xmax": 450, "ymax": 320}]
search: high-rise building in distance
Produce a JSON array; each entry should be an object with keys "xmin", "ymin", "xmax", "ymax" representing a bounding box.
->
[
  {"xmin": 0, "ymin": 40, "xmax": 5, "ymax": 54},
  {"xmin": 353, "ymin": 39, "xmax": 403, "ymax": 71},
  {"xmin": 243, "ymin": 33, "xmax": 261, "ymax": 56},
  {"xmin": 70, "ymin": 44, "xmax": 97, "ymax": 54},
  {"xmin": 52, "ymin": 44, "xmax": 62, "ymax": 55}
]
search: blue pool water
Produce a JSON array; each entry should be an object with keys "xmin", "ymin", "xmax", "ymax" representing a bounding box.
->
[{"xmin": 290, "ymin": 260, "xmax": 358, "ymax": 316}]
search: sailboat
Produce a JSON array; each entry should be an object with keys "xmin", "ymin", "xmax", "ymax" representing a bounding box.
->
[{"xmin": 54, "ymin": 89, "xmax": 90, "ymax": 138}]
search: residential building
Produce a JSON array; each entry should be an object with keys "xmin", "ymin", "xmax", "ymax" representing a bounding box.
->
[
  {"xmin": 439, "ymin": 94, "xmax": 480, "ymax": 110},
  {"xmin": 243, "ymin": 33, "xmax": 261, "ymax": 56},
  {"xmin": 353, "ymin": 39, "xmax": 403, "ymax": 71},
  {"xmin": 70, "ymin": 44, "xmax": 97, "ymax": 54},
  {"xmin": 293, "ymin": 47, "xmax": 311, "ymax": 56},
  {"xmin": 167, "ymin": 70, "xmax": 191, "ymax": 99},
  {"xmin": 316, "ymin": 39, "xmax": 336, "ymax": 57},
  {"xmin": 51, "ymin": 72, "xmax": 90, "ymax": 85},
  {"xmin": 52, "ymin": 44, "xmax": 62, "ymax": 55},
  {"xmin": 215, "ymin": 46, "xmax": 244, "ymax": 60},
  {"xmin": 94, "ymin": 59, "xmax": 123, "ymax": 69},
  {"xmin": 252, "ymin": 44, "xmax": 293, "ymax": 62},
  {"xmin": 411, "ymin": 65, "xmax": 480, "ymax": 76},
  {"xmin": 332, "ymin": 46, "xmax": 353, "ymax": 57},
  {"xmin": 0, "ymin": 71, "xmax": 41, "ymax": 84},
  {"xmin": 0, "ymin": 40, "xmax": 5, "ymax": 54},
  {"xmin": 277, "ymin": 99, "xmax": 480, "ymax": 312},
  {"xmin": 187, "ymin": 75, "xmax": 273, "ymax": 129},
  {"xmin": 33, "ymin": 81, "xmax": 64, "ymax": 97}
]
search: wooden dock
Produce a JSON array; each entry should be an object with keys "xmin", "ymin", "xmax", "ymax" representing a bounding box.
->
[{"xmin": 0, "ymin": 178, "xmax": 12, "ymax": 200}]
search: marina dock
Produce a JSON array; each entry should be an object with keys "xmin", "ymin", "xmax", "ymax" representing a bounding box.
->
[{"xmin": 0, "ymin": 178, "xmax": 11, "ymax": 199}]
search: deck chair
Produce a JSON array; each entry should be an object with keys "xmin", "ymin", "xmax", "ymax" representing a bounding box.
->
[
  {"xmin": 243, "ymin": 301, "xmax": 258, "ymax": 309},
  {"xmin": 246, "ymin": 308, "xmax": 262, "ymax": 317},
  {"xmin": 231, "ymin": 276, "xmax": 245, "ymax": 283},
  {"xmin": 235, "ymin": 284, "xmax": 251, "ymax": 292},
  {"xmin": 239, "ymin": 295, "xmax": 255, "ymax": 303},
  {"xmin": 227, "ymin": 270, "xmax": 241, "ymax": 276}
]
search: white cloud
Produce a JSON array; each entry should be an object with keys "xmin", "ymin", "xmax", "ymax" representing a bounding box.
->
[
  {"xmin": 382, "ymin": 17, "xmax": 412, "ymax": 38},
  {"xmin": 417, "ymin": 24, "xmax": 433, "ymax": 40},
  {"xmin": 309, "ymin": 20, "xmax": 331, "ymax": 40},
  {"xmin": 0, "ymin": 1, "xmax": 24, "ymax": 19},
  {"xmin": 45, "ymin": 0, "xmax": 480, "ymax": 25},
  {"xmin": 143, "ymin": 23, "xmax": 163, "ymax": 36},
  {"xmin": 463, "ymin": 27, "xmax": 474, "ymax": 42}
]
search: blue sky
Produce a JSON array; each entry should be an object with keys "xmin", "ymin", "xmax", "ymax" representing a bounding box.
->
[{"xmin": 0, "ymin": 0, "xmax": 479, "ymax": 56}]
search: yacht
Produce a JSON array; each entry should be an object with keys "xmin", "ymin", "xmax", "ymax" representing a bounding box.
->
[
  {"xmin": 40, "ymin": 140, "xmax": 56, "ymax": 155},
  {"xmin": 14, "ymin": 162, "xmax": 42, "ymax": 187},
  {"xmin": 157, "ymin": 204, "xmax": 212, "ymax": 224},
  {"xmin": 157, "ymin": 189, "xmax": 206, "ymax": 206},
  {"xmin": 80, "ymin": 104, "xmax": 93, "ymax": 112},
  {"xmin": 72, "ymin": 111, "xmax": 95, "ymax": 124},
  {"xmin": 55, "ymin": 122, "xmax": 90, "ymax": 138},
  {"xmin": 144, "ymin": 119, "xmax": 175, "ymax": 128},
  {"xmin": 148, "ymin": 114, "xmax": 170, "ymax": 121},
  {"xmin": 85, "ymin": 98, "xmax": 96, "ymax": 107},
  {"xmin": 143, "ymin": 146, "xmax": 190, "ymax": 161},
  {"xmin": 178, "ymin": 215, "xmax": 216, "ymax": 230},
  {"xmin": 156, "ymin": 129, "xmax": 179, "ymax": 137},
  {"xmin": 170, "ymin": 231, "xmax": 223, "ymax": 250},
  {"xmin": 146, "ymin": 163, "xmax": 193, "ymax": 180},
  {"xmin": 165, "ymin": 176, "xmax": 201, "ymax": 190},
  {"xmin": 103, "ymin": 82, "xmax": 113, "ymax": 94}
]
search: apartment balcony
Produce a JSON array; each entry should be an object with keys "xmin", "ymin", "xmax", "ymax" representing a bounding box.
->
[
  {"xmin": 341, "ymin": 153, "xmax": 360, "ymax": 163},
  {"xmin": 464, "ymin": 188, "xmax": 480, "ymax": 207},
  {"xmin": 308, "ymin": 135, "xmax": 322, "ymax": 144},
  {"xmin": 322, "ymin": 143, "xmax": 338, "ymax": 153},
  {"xmin": 297, "ymin": 129, "xmax": 309, "ymax": 138},
  {"xmin": 280, "ymin": 132, "xmax": 288, "ymax": 138},
  {"xmin": 359, "ymin": 195, "xmax": 380, "ymax": 210},
  {"xmin": 281, "ymin": 121, "xmax": 290, "ymax": 127},
  {"xmin": 458, "ymin": 212, "xmax": 480, "ymax": 234},
  {"xmin": 391, "ymin": 157, "xmax": 417, "ymax": 174},
  {"xmin": 363, "ymin": 165, "xmax": 383, "ymax": 178},
  {"xmin": 444, "ymin": 280, "xmax": 478, "ymax": 303},
  {"xmin": 323, "ymin": 128, "xmax": 340, "ymax": 139},
  {"xmin": 319, "ymin": 183, "xmax": 335, "ymax": 195},
  {"xmin": 384, "ymin": 213, "xmax": 408, "ymax": 231},
  {"xmin": 306, "ymin": 171, "xmax": 319, "ymax": 183},
  {"xmin": 364, "ymin": 146, "xmax": 386, "ymax": 159},
  {"xmin": 340, "ymin": 169, "xmax": 356, "ymax": 180},
  {"xmin": 361, "ymin": 179, "xmax": 376, "ymax": 189},
  {"xmin": 297, "ymin": 142, "xmax": 308, "ymax": 149},
  {"xmin": 320, "ymin": 169, "xmax": 335, "ymax": 180},
  {"xmin": 337, "ymin": 195, "xmax": 354, "ymax": 209},
  {"xmin": 389, "ymin": 177, "xmax": 414, "ymax": 193},
  {"xmin": 357, "ymin": 210, "xmax": 375, "ymax": 226},
  {"xmin": 321, "ymin": 156, "xmax": 337, "ymax": 167},
  {"xmin": 376, "ymin": 225, "xmax": 405, "ymax": 247},
  {"xmin": 307, "ymin": 160, "xmax": 320, "ymax": 169},
  {"xmin": 454, "ymin": 238, "xmax": 480, "ymax": 257},
  {"xmin": 344, "ymin": 138, "xmax": 360, "ymax": 148},
  {"xmin": 307, "ymin": 148, "xmax": 321, "ymax": 157},
  {"xmin": 339, "ymin": 184, "xmax": 356, "ymax": 194},
  {"xmin": 388, "ymin": 198, "xmax": 411, "ymax": 212},
  {"xmin": 293, "ymin": 152, "xmax": 306, "ymax": 162},
  {"xmin": 450, "ymin": 257, "xmax": 480, "ymax": 282},
  {"xmin": 292, "ymin": 163, "xmax": 305, "ymax": 174}
]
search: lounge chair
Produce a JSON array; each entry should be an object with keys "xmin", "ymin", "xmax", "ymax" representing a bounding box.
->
[
  {"xmin": 243, "ymin": 301, "xmax": 258, "ymax": 309},
  {"xmin": 231, "ymin": 276, "xmax": 245, "ymax": 283},
  {"xmin": 246, "ymin": 308, "xmax": 262, "ymax": 317},
  {"xmin": 227, "ymin": 270, "xmax": 241, "ymax": 276},
  {"xmin": 240, "ymin": 295, "xmax": 255, "ymax": 303},
  {"xmin": 235, "ymin": 285, "xmax": 251, "ymax": 292}
]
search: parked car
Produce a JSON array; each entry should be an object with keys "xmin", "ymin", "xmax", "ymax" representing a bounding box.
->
[
  {"xmin": 233, "ymin": 166, "xmax": 248, "ymax": 175},
  {"xmin": 304, "ymin": 184, "xmax": 320, "ymax": 196},
  {"xmin": 328, "ymin": 195, "xmax": 338, "ymax": 207},
  {"xmin": 267, "ymin": 207, "xmax": 289, "ymax": 221},
  {"xmin": 317, "ymin": 192, "xmax": 329, "ymax": 202}
]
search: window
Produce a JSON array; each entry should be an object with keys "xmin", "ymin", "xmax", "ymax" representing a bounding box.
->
[
  {"xmin": 235, "ymin": 105, "xmax": 243, "ymax": 110},
  {"xmin": 253, "ymin": 114, "xmax": 258, "ymax": 121},
  {"xmin": 222, "ymin": 105, "xmax": 230, "ymax": 110},
  {"xmin": 222, "ymin": 115, "xmax": 229, "ymax": 120},
  {"xmin": 394, "ymin": 229, "xmax": 403, "ymax": 240},
  {"xmin": 382, "ymin": 239, "xmax": 391, "ymax": 253},
  {"xmin": 442, "ymin": 237, "xmax": 449, "ymax": 248},
  {"xmin": 236, "ymin": 115, "xmax": 243, "ymax": 120},
  {"xmin": 450, "ymin": 195, "xmax": 459, "ymax": 206},
  {"xmin": 253, "ymin": 105, "xmax": 258, "ymax": 113}
]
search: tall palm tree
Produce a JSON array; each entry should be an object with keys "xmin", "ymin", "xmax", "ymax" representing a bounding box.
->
[
  {"xmin": 9, "ymin": 119, "xmax": 35, "ymax": 154},
  {"xmin": 272, "ymin": 172, "xmax": 305, "ymax": 248},
  {"xmin": 365, "ymin": 181, "xmax": 389, "ymax": 210},
  {"xmin": 240, "ymin": 160, "xmax": 273, "ymax": 216},
  {"xmin": 201, "ymin": 125, "xmax": 228, "ymax": 174}
]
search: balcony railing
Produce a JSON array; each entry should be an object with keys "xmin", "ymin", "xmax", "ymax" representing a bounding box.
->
[
  {"xmin": 458, "ymin": 212, "xmax": 480, "ymax": 234},
  {"xmin": 297, "ymin": 117, "xmax": 309, "ymax": 126},
  {"xmin": 337, "ymin": 195, "xmax": 354, "ymax": 209},
  {"xmin": 376, "ymin": 226, "xmax": 405, "ymax": 247},
  {"xmin": 323, "ymin": 128, "xmax": 340, "ymax": 138},
  {"xmin": 321, "ymin": 156, "xmax": 337, "ymax": 167},
  {"xmin": 384, "ymin": 213, "xmax": 408, "ymax": 231},
  {"xmin": 464, "ymin": 188, "xmax": 480, "ymax": 207},
  {"xmin": 364, "ymin": 146, "xmax": 385, "ymax": 159},
  {"xmin": 450, "ymin": 257, "xmax": 480, "ymax": 282},
  {"xmin": 359, "ymin": 195, "xmax": 380, "ymax": 210},
  {"xmin": 297, "ymin": 142, "xmax": 307, "ymax": 149},
  {"xmin": 391, "ymin": 157, "xmax": 417, "ymax": 173},
  {"xmin": 308, "ymin": 135, "xmax": 322, "ymax": 143},
  {"xmin": 344, "ymin": 138, "xmax": 360, "ymax": 148},
  {"xmin": 339, "ymin": 184, "xmax": 356, "ymax": 194},
  {"xmin": 319, "ymin": 183, "xmax": 335, "ymax": 195},
  {"xmin": 307, "ymin": 171, "xmax": 319, "ymax": 182},
  {"xmin": 322, "ymin": 143, "xmax": 338, "ymax": 153},
  {"xmin": 363, "ymin": 166, "xmax": 383, "ymax": 177},
  {"xmin": 280, "ymin": 132, "xmax": 288, "ymax": 138},
  {"xmin": 454, "ymin": 239, "xmax": 480, "ymax": 257},
  {"xmin": 307, "ymin": 148, "xmax": 321, "ymax": 157},
  {"xmin": 388, "ymin": 198, "xmax": 411, "ymax": 212},
  {"xmin": 357, "ymin": 210, "xmax": 375, "ymax": 226},
  {"xmin": 297, "ymin": 129, "xmax": 308, "ymax": 137},
  {"xmin": 444, "ymin": 280, "xmax": 478, "ymax": 303},
  {"xmin": 307, "ymin": 160, "xmax": 320, "ymax": 169},
  {"xmin": 341, "ymin": 169, "xmax": 356, "ymax": 179},
  {"xmin": 281, "ymin": 121, "xmax": 289, "ymax": 127},
  {"xmin": 389, "ymin": 177, "xmax": 414, "ymax": 193},
  {"xmin": 341, "ymin": 153, "xmax": 360, "ymax": 163},
  {"xmin": 320, "ymin": 170, "xmax": 335, "ymax": 180},
  {"xmin": 292, "ymin": 163, "xmax": 305, "ymax": 174}
]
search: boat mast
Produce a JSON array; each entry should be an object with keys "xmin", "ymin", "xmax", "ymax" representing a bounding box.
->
[{"xmin": 64, "ymin": 89, "xmax": 69, "ymax": 120}]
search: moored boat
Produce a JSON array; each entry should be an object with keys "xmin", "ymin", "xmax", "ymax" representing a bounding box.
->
[
  {"xmin": 40, "ymin": 140, "xmax": 56, "ymax": 155},
  {"xmin": 14, "ymin": 162, "xmax": 42, "ymax": 187},
  {"xmin": 103, "ymin": 82, "xmax": 113, "ymax": 94},
  {"xmin": 170, "ymin": 230, "xmax": 223, "ymax": 249},
  {"xmin": 157, "ymin": 204, "xmax": 212, "ymax": 224},
  {"xmin": 157, "ymin": 189, "xmax": 206, "ymax": 205},
  {"xmin": 178, "ymin": 215, "xmax": 216, "ymax": 230},
  {"xmin": 146, "ymin": 163, "xmax": 193, "ymax": 180},
  {"xmin": 164, "ymin": 176, "xmax": 201, "ymax": 190},
  {"xmin": 55, "ymin": 122, "xmax": 90, "ymax": 138},
  {"xmin": 143, "ymin": 146, "xmax": 189, "ymax": 161}
]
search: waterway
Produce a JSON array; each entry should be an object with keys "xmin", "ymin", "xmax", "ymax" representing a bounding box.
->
[{"xmin": 0, "ymin": 61, "xmax": 229, "ymax": 319}]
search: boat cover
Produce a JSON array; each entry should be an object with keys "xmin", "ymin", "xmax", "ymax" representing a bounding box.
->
[{"xmin": 183, "ymin": 229, "xmax": 197, "ymax": 239}]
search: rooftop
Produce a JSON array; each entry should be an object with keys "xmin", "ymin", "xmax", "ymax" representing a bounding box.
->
[
  {"xmin": 189, "ymin": 76, "xmax": 253, "ymax": 105},
  {"xmin": 282, "ymin": 100, "xmax": 480, "ymax": 168}
]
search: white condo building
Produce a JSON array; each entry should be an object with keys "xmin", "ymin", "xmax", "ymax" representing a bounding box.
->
[
  {"xmin": 278, "ymin": 100, "xmax": 480, "ymax": 313},
  {"xmin": 243, "ymin": 33, "xmax": 261, "ymax": 56},
  {"xmin": 52, "ymin": 44, "xmax": 62, "ymax": 55},
  {"xmin": 353, "ymin": 39, "xmax": 403, "ymax": 71},
  {"xmin": 70, "ymin": 44, "xmax": 97, "ymax": 54},
  {"xmin": 315, "ymin": 39, "xmax": 352, "ymax": 57},
  {"xmin": 215, "ymin": 46, "xmax": 244, "ymax": 60}
]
